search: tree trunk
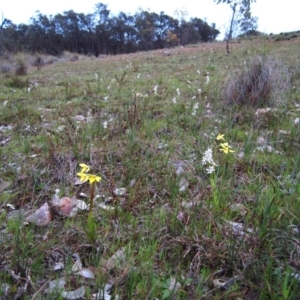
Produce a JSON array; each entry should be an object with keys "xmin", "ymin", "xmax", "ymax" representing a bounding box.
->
[{"xmin": 226, "ymin": 4, "xmax": 236, "ymax": 54}]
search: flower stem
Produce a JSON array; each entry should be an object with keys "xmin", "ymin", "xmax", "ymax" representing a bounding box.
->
[
  {"xmin": 210, "ymin": 174, "xmax": 219, "ymax": 206},
  {"xmin": 89, "ymin": 182, "xmax": 95, "ymax": 215}
]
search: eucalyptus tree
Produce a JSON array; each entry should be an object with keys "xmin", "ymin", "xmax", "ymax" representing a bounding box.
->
[
  {"xmin": 214, "ymin": 0, "xmax": 257, "ymax": 53},
  {"xmin": 0, "ymin": 19, "xmax": 20, "ymax": 54},
  {"xmin": 191, "ymin": 18, "xmax": 220, "ymax": 42},
  {"xmin": 155, "ymin": 12, "xmax": 179, "ymax": 48},
  {"xmin": 27, "ymin": 13, "xmax": 62, "ymax": 55},
  {"xmin": 51, "ymin": 11, "xmax": 82, "ymax": 53},
  {"xmin": 93, "ymin": 3, "xmax": 110, "ymax": 55},
  {"xmin": 134, "ymin": 10, "xmax": 159, "ymax": 51},
  {"xmin": 108, "ymin": 12, "xmax": 138, "ymax": 54}
]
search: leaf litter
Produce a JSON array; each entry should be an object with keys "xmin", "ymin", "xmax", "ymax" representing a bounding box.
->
[{"xmin": 47, "ymin": 251, "xmax": 119, "ymax": 299}]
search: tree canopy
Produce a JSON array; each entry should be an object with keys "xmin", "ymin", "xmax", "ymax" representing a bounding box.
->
[
  {"xmin": 215, "ymin": 0, "xmax": 256, "ymax": 4},
  {"xmin": 0, "ymin": 3, "xmax": 220, "ymax": 56},
  {"xmin": 216, "ymin": 0, "xmax": 258, "ymax": 37}
]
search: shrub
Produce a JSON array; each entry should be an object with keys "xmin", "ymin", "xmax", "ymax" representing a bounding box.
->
[
  {"xmin": 223, "ymin": 56, "xmax": 290, "ymax": 107},
  {"xmin": 15, "ymin": 56, "xmax": 27, "ymax": 75}
]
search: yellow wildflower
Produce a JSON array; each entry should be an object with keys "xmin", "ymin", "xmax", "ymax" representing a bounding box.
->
[
  {"xmin": 87, "ymin": 174, "xmax": 101, "ymax": 184},
  {"xmin": 219, "ymin": 142, "xmax": 235, "ymax": 154},
  {"xmin": 77, "ymin": 163, "xmax": 101, "ymax": 184},
  {"xmin": 77, "ymin": 171, "xmax": 89, "ymax": 182},
  {"xmin": 79, "ymin": 163, "xmax": 90, "ymax": 173},
  {"xmin": 216, "ymin": 133, "xmax": 225, "ymax": 141},
  {"xmin": 77, "ymin": 172, "xmax": 101, "ymax": 184}
]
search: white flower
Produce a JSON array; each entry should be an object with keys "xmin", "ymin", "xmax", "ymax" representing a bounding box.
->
[
  {"xmin": 56, "ymin": 126, "xmax": 65, "ymax": 132},
  {"xmin": 176, "ymin": 88, "xmax": 180, "ymax": 96},
  {"xmin": 154, "ymin": 85, "xmax": 158, "ymax": 94},
  {"xmin": 172, "ymin": 97, "xmax": 177, "ymax": 104},
  {"xmin": 202, "ymin": 147, "xmax": 217, "ymax": 174},
  {"xmin": 206, "ymin": 75, "xmax": 210, "ymax": 84},
  {"xmin": 7, "ymin": 204, "xmax": 15, "ymax": 210},
  {"xmin": 192, "ymin": 103, "xmax": 199, "ymax": 116},
  {"xmin": 206, "ymin": 165, "xmax": 215, "ymax": 174},
  {"xmin": 202, "ymin": 148, "xmax": 217, "ymax": 166}
]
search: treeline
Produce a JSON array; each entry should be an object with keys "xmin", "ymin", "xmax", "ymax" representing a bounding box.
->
[{"xmin": 0, "ymin": 3, "xmax": 220, "ymax": 56}]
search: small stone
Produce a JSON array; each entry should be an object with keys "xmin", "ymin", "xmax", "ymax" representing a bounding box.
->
[
  {"xmin": 51, "ymin": 197, "xmax": 76, "ymax": 217},
  {"xmin": 26, "ymin": 203, "xmax": 52, "ymax": 226}
]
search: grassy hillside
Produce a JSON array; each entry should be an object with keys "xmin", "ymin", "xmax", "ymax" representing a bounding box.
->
[{"xmin": 1, "ymin": 37, "xmax": 300, "ymax": 299}]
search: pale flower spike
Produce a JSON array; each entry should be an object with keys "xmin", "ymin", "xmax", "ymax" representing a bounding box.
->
[
  {"xmin": 202, "ymin": 148, "xmax": 217, "ymax": 167},
  {"xmin": 206, "ymin": 165, "xmax": 215, "ymax": 174}
]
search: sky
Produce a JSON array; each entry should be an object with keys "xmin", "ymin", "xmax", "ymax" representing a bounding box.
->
[{"xmin": 1, "ymin": 0, "xmax": 299, "ymax": 39}]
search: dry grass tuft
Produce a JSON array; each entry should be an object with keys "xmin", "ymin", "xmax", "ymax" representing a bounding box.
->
[
  {"xmin": 223, "ymin": 56, "xmax": 290, "ymax": 107},
  {"xmin": 15, "ymin": 56, "xmax": 28, "ymax": 75}
]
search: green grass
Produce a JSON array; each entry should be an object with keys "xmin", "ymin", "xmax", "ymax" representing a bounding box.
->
[{"xmin": 1, "ymin": 38, "xmax": 300, "ymax": 299}]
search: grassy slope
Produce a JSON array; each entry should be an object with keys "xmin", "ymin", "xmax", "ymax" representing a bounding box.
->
[{"xmin": 1, "ymin": 37, "xmax": 300, "ymax": 299}]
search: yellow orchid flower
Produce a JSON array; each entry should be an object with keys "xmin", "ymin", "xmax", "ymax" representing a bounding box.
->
[
  {"xmin": 77, "ymin": 171, "xmax": 89, "ymax": 182},
  {"xmin": 219, "ymin": 142, "xmax": 235, "ymax": 154},
  {"xmin": 216, "ymin": 133, "xmax": 225, "ymax": 141},
  {"xmin": 79, "ymin": 163, "xmax": 90, "ymax": 173},
  {"xmin": 87, "ymin": 174, "xmax": 101, "ymax": 184},
  {"xmin": 77, "ymin": 163, "xmax": 101, "ymax": 216},
  {"xmin": 77, "ymin": 170, "xmax": 101, "ymax": 185}
]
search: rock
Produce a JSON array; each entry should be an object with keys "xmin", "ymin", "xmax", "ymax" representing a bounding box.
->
[
  {"xmin": 26, "ymin": 203, "xmax": 52, "ymax": 226},
  {"xmin": 51, "ymin": 196, "xmax": 77, "ymax": 217}
]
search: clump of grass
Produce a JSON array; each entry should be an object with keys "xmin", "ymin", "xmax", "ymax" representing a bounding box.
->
[
  {"xmin": 223, "ymin": 56, "xmax": 290, "ymax": 107},
  {"xmin": 70, "ymin": 54, "xmax": 79, "ymax": 62},
  {"xmin": 5, "ymin": 75, "xmax": 29, "ymax": 88},
  {"xmin": 15, "ymin": 55, "xmax": 27, "ymax": 75}
]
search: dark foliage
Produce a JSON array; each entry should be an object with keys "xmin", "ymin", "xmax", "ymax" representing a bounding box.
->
[{"xmin": 0, "ymin": 3, "xmax": 220, "ymax": 57}]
